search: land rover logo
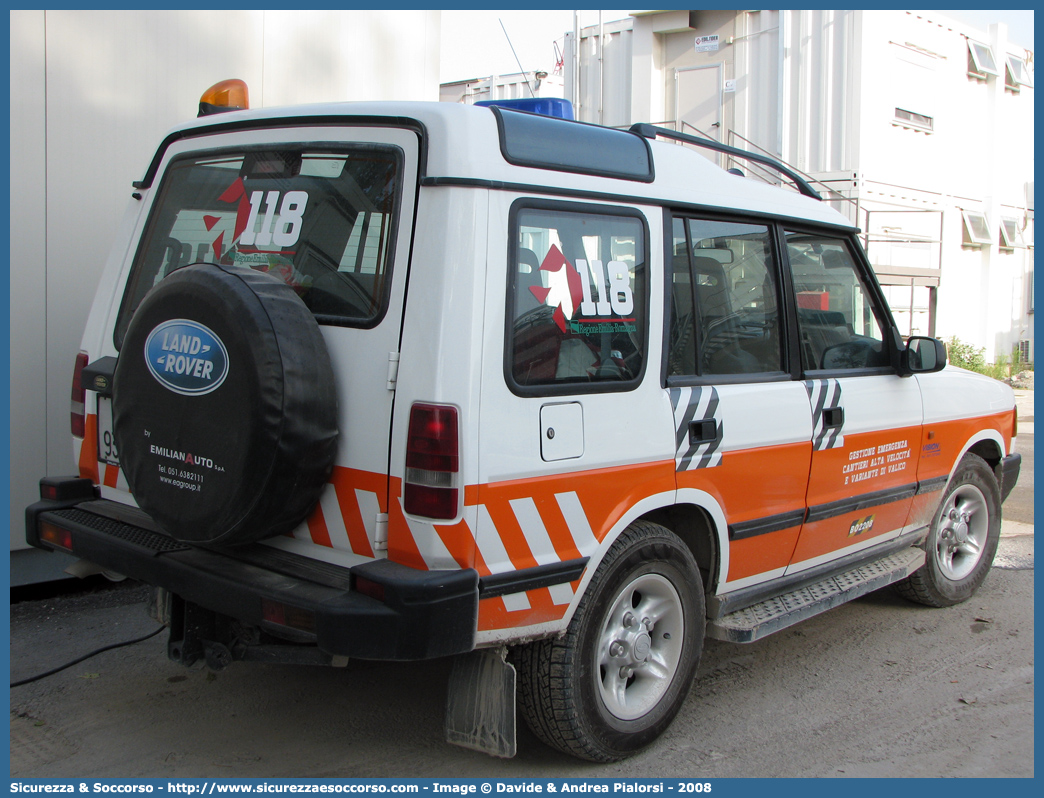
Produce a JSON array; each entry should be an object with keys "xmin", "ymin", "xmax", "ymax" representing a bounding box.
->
[{"xmin": 145, "ymin": 319, "xmax": 229, "ymax": 396}]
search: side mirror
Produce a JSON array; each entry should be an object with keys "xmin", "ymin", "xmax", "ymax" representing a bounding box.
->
[{"xmin": 901, "ymin": 336, "xmax": 947, "ymax": 375}]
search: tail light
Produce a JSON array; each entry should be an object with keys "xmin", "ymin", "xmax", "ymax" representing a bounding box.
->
[
  {"xmin": 71, "ymin": 351, "xmax": 89, "ymax": 438},
  {"xmin": 404, "ymin": 403, "xmax": 459, "ymax": 520}
]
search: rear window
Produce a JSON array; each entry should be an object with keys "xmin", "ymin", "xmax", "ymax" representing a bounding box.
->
[{"xmin": 116, "ymin": 144, "xmax": 403, "ymax": 346}]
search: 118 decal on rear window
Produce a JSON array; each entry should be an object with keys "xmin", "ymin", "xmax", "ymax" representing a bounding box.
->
[{"xmin": 238, "ymin": 190, "xmax": 309, "ymax": 248}]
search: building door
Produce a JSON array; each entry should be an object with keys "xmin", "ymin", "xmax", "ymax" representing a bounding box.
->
[{"xmin": 675, "ymin": 65, "xmax": 722, "ymax": 142}]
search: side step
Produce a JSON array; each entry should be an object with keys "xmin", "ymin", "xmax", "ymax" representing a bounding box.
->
[{"xmin": 707, "ymin": 547, "xmax": 926, "ymax": 643}]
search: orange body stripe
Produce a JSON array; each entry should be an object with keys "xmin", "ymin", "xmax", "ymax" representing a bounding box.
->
[
  {"xmin": 805, "ymin": 425, "xmax": 921, "ymax": 509},
  {"xmin": 678, "ymin": 443, "xmax": 809, "ymax": 582},
  {"xmin": 477, "ymin": 587, "xmax": 568, "ymax": 631},
  {"xmin": 482, "ymin": 499, "xmax": 540, "ymax": 571},
  {"xmin": 305, "ymin": 504, "xmax": 333, "ymax": 548},
  {"xmin": 677, "ymin": 442, "xmax": 811, "ymax": 526},
  {"xmin": 907, "ymin": 491, "xmax": 941, "ymax": 535},
  {"xmin": 479, "ymin": 460, "xmax": 676, "ymax": 548},
  {"xmin": 534, "ymin": 494, "xmax": 584, "ymax": 562},
  {"xmin": 433, "ymin": 519, "xmax": 477, "ymax": 570},
  {"xmin": 329, "ymin": 467, "xmax": 387, "ymax": 509},
  {"xmin": 103, "ymin": 464, "xmax": 120, "ymax": 488},
  {"xmin": 918, "ymin": 411, "xmax": 1014, "ymax": 484},
  {"xmin": 328, "ymin": 467, "xmax": 384, "ymax": 558},
  {"xmin": 77, "ymin": 415, "xmax": 100, "ymax": 483},
  {"xmin": 387, "ymin": 477, "xmax": 429, "ymax": 570},
  {"xmin": 726, "ymin": 528, "xmax": 800, "ymax": 582},
  {"xmin": 789, "ymin": 504, "xmax": 912, "ymax": 564}
]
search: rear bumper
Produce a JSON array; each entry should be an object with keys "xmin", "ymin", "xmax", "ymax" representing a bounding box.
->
[
  {"xmin": 1000, "ymin": 453, "xmax": 1021, "ymax": 504},
  {"xmin": 26, "ymin": 493, "xmax": 478, "ymax": 661}
]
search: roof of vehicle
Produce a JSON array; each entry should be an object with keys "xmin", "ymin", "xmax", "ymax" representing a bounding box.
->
[{"xmin": 145, "ymin": 101, "xmax": 855, "ymax": 230}]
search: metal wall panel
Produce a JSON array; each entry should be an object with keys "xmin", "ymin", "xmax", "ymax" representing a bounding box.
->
[{"xmin": 10, "ymin": 10, "xmax": 48, "ymax": 552}]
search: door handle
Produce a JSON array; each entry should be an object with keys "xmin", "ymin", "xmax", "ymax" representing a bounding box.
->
[
  {"xmin": 688, "ymin": 418, "xmax": 719, "ymax": 443},
  {"xmin": 823, "ymin": 407, "xmax": 844, "ymax": 429}
]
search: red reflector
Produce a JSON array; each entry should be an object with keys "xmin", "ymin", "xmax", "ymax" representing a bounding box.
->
[
  {"xmin": 71, "ymin": 352, "xmax": 88, "ymax": 439},
  {"xmin": 260, "ymin": 599, "xmax": 316, "ymax": 634},
  {"xmin": 354, "ymin": 576, "xmax": 386, "ymax": 603},
  {"xmin": 39, "ymin": 523, "xmax": 73, "ymax": 552},
  {"xmin": 1013, "ymin": 407, "xmax": 1018, "ymax": 438}
]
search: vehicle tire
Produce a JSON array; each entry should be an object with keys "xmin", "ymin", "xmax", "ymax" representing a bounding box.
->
[
  {"xmin": 113, "ymin": 263, "xmax": 338, "ymax": 547},
  {"xmin": 516, "ymin": 521, "xmax": 705, "ymax": 762},
  {"xmin": 894, "ymin": 453, "xmax": 1001, "ymax": 607}
]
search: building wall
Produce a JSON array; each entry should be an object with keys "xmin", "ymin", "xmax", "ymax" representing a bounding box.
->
[
  {"xmin": 440, "ymin": 73, "xmax": 564, "ymax": 105},
  {"xmin": 855, "ymin": 11, "xmax": 1034, "ymax": 362},
  {"xmin": 9, "ymin": 10, "xmax": 441, "ymax": 572},
  {"xmin": 563, "ymin": 16, "xmax": 633, "ymax": 128}
]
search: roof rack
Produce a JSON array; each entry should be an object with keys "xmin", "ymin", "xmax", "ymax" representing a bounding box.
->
[{"xmin": 629, "ymin": 123, "xmax": 822, "ymax": 201}]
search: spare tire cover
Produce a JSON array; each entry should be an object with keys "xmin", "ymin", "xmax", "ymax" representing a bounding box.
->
[{"xmin": 113, "ymin": 263, "xmax": 338, "ymax": 546}]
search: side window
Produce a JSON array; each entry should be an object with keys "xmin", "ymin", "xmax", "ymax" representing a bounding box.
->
[
  {"xmin": 784, "ymin": 231, "xmax": 890, "ymax": 371},
  {"xmin": 509, "ymin": 205, "xmax": 646, "ymax": 390},
  {"xmin": 668, "ymin": 217, "xmax": 783, "ymax": 377}
]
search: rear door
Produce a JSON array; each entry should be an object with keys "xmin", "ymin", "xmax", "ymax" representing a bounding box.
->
[
  {"xmin": 781, "ymin": 229, "xmax": 922, "ymax": 575},
  {"xmin": 474, "ymin": 195, "xmax": 673, "ymax": 635},
  {"xmin": 101, "ymin": 125, "xmax": 420, "ymax": 563}
]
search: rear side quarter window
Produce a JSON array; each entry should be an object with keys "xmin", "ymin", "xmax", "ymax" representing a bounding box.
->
[{"xmin": 506, "ymin": 201, "xmax": 649, "ymax": 395}]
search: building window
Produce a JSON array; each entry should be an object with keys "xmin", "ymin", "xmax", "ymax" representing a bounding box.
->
[
  {"xmin": 1005, "ymin": 54, "xmax": 1034, "ymax": 91},
  {"xmin": 1000, "ymin": 217, "xmax": 1023, "ymax": 249},
  {"xmin": 967, "ymin": 40, "xmax": 999, "ymax": 78},
  {"xmin": 893, "ymin": 108, "xmax": 934, "ymax": 132},
  {"xmin": 961, "ymin": 210, "xmax": 992, "ymax": 247}
]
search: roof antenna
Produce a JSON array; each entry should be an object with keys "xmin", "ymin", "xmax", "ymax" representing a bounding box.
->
[{"xmin": 499, "ymin": 18, "xmax": 537, "ymax": 97}]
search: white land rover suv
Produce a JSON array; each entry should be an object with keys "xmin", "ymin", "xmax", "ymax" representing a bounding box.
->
[{"xmin": 27, "ymin": 85, "xmax": 1021, "ymax": 762}]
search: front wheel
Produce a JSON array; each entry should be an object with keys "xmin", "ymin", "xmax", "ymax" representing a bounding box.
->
[
  {"xmin": 517, "ymin": 521, "xmax": 705, "ymax": 762},
  {"xmin": 895, "ymin": 453, "xmax": 1001, "ymax": 607}
]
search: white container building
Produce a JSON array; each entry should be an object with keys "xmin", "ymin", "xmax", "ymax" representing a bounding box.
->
[{"xmin": 562, "ymin": 10, "xmax": 1033, "ymax": 364}]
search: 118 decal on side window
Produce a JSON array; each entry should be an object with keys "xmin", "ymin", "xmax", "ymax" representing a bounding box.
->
[{"xmin": 577, "ymin": 258, "xmax": 634, "ymax": 317}]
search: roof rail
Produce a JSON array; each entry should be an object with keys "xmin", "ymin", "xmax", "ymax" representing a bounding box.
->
[{"xmin": 629, "ymin": 123, "xmax": 822, "ymax": 201}]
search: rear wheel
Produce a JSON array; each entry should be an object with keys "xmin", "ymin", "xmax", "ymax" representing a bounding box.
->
[
  {"xmin": 517, "ymin": 521, "xmax": 705, "ymax": 761},
  {"xmin": 895, "ymin": 453, "xmax": 1001, "ymax": 607}
]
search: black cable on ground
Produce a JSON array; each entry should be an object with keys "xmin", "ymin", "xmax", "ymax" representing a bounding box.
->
[{"xmin": 10, "ymin": 626, "xmax": 166, "ymax": 688}]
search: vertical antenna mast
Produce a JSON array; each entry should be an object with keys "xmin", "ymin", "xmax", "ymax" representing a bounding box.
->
[{"xmin": 499, "ymin": 18, "xmax": 537, "ymax": 97}]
